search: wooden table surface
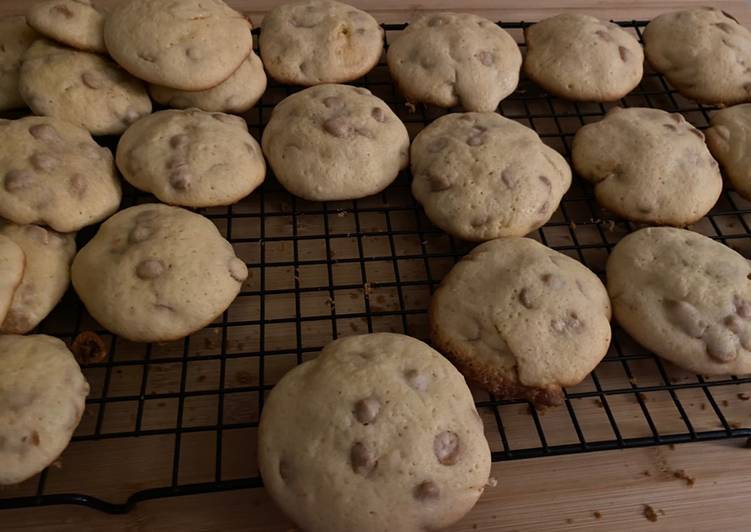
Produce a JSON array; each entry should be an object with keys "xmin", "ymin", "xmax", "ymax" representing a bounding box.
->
[{"xmin": 2, "ymin": 1, "xmax": 751, "ymax": 531}]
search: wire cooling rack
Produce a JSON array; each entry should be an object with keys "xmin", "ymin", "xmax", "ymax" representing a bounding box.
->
[{"xmin": 1, "ymin": 20, "xmax": 750, "ymax": 514}]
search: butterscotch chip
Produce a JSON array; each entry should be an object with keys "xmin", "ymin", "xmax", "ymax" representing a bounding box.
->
[
  {"xmin": 0, "ymin": 334, "xmax": 89, "ymax": 485},
  {"xmin": 607, "ymin": 227, "xmax": 751, "ymax": 376},
  {"xmin": 260, "ymin": 0, "xmax": 383, "ymax": 86},
  {"xmin": 258, "ymin": 333, "xmax": 490, "ymax": 532},
  {"xmin": 429, "ymin": 237, "xmax": 612, "ymax": 406},
  {"xmin": 572, "ymin": 107, "xmax": 722, "ymax": 226},
  {"xmin": 27, "ymin": 0, "xmax": 106, "ymax": 53}
]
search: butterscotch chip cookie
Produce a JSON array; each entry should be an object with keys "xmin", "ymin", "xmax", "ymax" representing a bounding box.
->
[
  {"xmin": 149, "ymin": 51, "xmax": 267, "ymax": 113},
  {"xmin": 0, "ymin": 116, "xmax": 121, "ymax": 232},
  {"xmin": 104, "ymin": 0, "xmax": 252, "ymax": 91},
  {"xmin": 524, "ymin": 14, "xmax": 644, "ymax": 102},
  {"xmin": 262, "ymin": 84, "xmax": 409, "ymax": 201},
  {"xmin": 117, "ymin": 109, "xmax": 265, "ymax": 207},
  {"xmin": 258, "ymin": 333, "xmax": 491, "ymax": 532},
  {"xmin": 705, "ymin": 103, "xmax": 751, "ymax": 200},
  {"xmin": 572, "ymin": 107, "xmax": 722, "ymax": 226},
  {"xmin": 607, "ymin": 227, "xmax": 751, "ymax": 376},
  {"xmin": 19, "ymin": 39, "xmax": 152, "ymax": 136},
  {"xmin": 71, "ymin": 204, "xmax": 248, "ymax": 343},
  {"xmin": 0, "ymin": 234, "xmax": 25, "ymax": 325},
  {"xmin": 387, "ymin": 13, "xmax": 521, "ymax": 111},
  {"xmin": 430, "ymin": 238, "xmax": 612, "ymax": 406},
  {"xmin": 0, "ymin": 16, "xmax": 38, "ymax": 112},
  {"xmin": 411, "ymin": 112, "xmax": 571, "ymax": 241},
  {"xmin": 260, "ymin": 0, "xmax": 383, "ymax": 86},
  {"xmin": 0, "ymin": 334, "xmax": 89, "ymax": 485},
  {"xmin": 0, "ymin": 223, "xmax": 76, "ymax": 334},
  {"xmin": 27, "ymin": 0, "xmax": 106, "ymax": 53},
  {"xmin": 643, "ymin": 7, "xmax": 751, "ymax": 105}
]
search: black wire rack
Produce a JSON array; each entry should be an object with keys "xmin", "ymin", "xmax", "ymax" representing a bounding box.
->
[{"xmin": 1, "ymin": 20, "xmax": 750, "ymax": 515}]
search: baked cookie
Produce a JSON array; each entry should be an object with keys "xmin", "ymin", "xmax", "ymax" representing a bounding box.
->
[
  {"xmin": 572, "ymin": 107, "xmax": 722, "ymax": 226},
  {"xmin": 71, "ymin": 204, "xmax": 248, "ymax": 343},
  {"xmin": 706, "ymin": 103, "xmax": 751, "ymax": 200},
  {"xmin": 149, "ymin": 51, "xmax": 267, "ymax": 113},
  {"xmin": 259, "ymin": 0, "xmax": 383, "ymax": 86},
  {"xmin": 262, "ymin": 84, "xmax": 409, "ymax": 201},
  {"xmin": 0, "ymin": 116, "xmax": 121, "ymax": 232},
  {"xmin": 0, "ymin": 334, "xmax": 89, "ymax": 485},
  {"xmin": 524, "ymin": 14, "xmax": 644, "ymax": 102},
  {"xmin": 430, "ymin": 237, "xmax": 612, "ymax": 406},
  {"xmin": 0, "ymin": 16, "xmax": 38, "ymax": 112},
  {"xmin": 116, "ymin": 109, "xmax": 265, "ymax": 207},
  {"xmin": 19, "ymin": 39, "xmax": 152, "ymax": 136},
  {"xmin": 607, "ymin": 227, "xmax": 751, "ymax": 376},
  {"xmin": 104, "ymin": 0, "xmax": 252, "ymax": 91},
  {"xmin": 643, "ymin": 8, "xmax": 751, "ymax": 105},
  {"xmin": 387, "ymin": 13, "xmax": 521, "ymax": 111},
  {"xmin": 0, "ymin": 234, "xmax": 25, "ymax": 325},
  {"xmin": 0, "ymin": 223, "xmax": 76, "ymax": 334},
  {"xmin": 27, "ymin": 0, "xmax": 106, "ymax": 53},
  {"xmin": 411, "ymin": 112, "xmax": 571, "ymax": 241},
  {"xmin": 258, "ymin": 333, "xmax": 491, "ymax": 532}
]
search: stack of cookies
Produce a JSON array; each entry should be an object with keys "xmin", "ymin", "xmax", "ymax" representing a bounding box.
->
[{"xmin": 2, "ymin": 1, "xmax": 751, "ymax": 531}]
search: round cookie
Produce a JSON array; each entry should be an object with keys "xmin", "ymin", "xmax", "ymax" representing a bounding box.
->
[
  {"xmin": 643, "ymin": 8, "xmax": 751, "ymax": 105},
  {"xmin": 0, "ymin": 234, "xmax": 25, "ymax": 325},
  {"xmin": 705, "ymin": 103, "xmax": 751, "ymax": 200},
  {"xmin": 524, "ymin": 14, "xmax": 644, "ymax": 102},
  {"xmin": 411, "ymin": 112, "xmax": 571, "ymax": 241},
  {"xmin": 117, "ymin": 109, "xmax": 265, "ymax": 207},
  {"xmin": 0, "ymin": 223, "xmax": 76, "ymax": 334},
  {"xmin": 71, "ymin": 204, "xmax": 248, "ymax": 343},
  {"xmin": 607, "ymin": 227, "xmax": 751, "ymax": 376},
  {"xmin": 259, "ymin": 0, "xmax": 383, "ymax": 86},
  {"xmin": 387, "ymin": 13, "xmax": 522, "ymax": 111},
  {"xmin": 104, "ymin": 0, "xmax": 252, "ymax": 91},
  {"xmin": 27, "ymin": 0, "xmax": 106, "ymax": 53},
  {"xmin": 149, "ymin": 51, "xmax": 267, "ymax": 113},
  {"xmin": 429, "ymin": 237, "xmax": 612, "ymax": 407},
  {"xmin": 258, "ymin": 333, "xmax": 491, "ymax": 532},
  {"xmin": 19, "ymin": 39, "xmax": 152, "ymax": 136},
  {"xmin": 0, "ymin": 116, "xmax": 121, "ymax": 232},
  {"xmin": 0, "ymin": 16, "xmax": 38, "ymax": 112},
  {"xmin": 572, "ymin": 107, "xmax": 722, "ymax": 226},
  {"xmin": 262, "ymin": 84, "xmax": 409, "ymax": 201},
  {"xmin": 0, "ymin": 334, "xmax": 89, "ymax": 485}
]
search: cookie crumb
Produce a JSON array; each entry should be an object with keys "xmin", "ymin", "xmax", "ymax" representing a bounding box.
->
[
  {"xmin": 700, "ymin": 403, "xmax": 707, "ymax": 410},
  {"xmin": 405, "ymin": 102, "xmax": 417, "ymax": 113},
  {"xmin": 593, "ymin": 398, "xmax": 603, "ymax": 408},
  {"xmin": 363, "ymin": 282, "xmax": 373, "ymax": 298},
  {"xmin": 668, "ymin": 444, "xmax": 675, "ymax": 450},
  {"xmin": 643, "ymin": 504, "xmax": 659, "ymax": 522},
  {"xmin": 593, "ymin": 511, "xmax": 602, "ymax": 519},
  {"xmin": 70, "ymin": 331, "xmax": 108, "ymax": 365},
  {"xmin": 722, "ymin": 400, "xmax": 730, "ymax": 407},
  {"xmin": 336, "ymin": 210, "xmax": 348, "ymax": 218},
  {"xmin": 673, "ymin": 469, "xmax": 695, "ymax": 487},
  {"xmin": 486, "ymin": 476, "xmax": 498, "ymax": 488},
  {"xmin": 738, "ymin": 393, "xmax": 750, "ymax": 401},
  {"xmin": 570, "ymin": 221, "xmax": 577, "ymax": 230},
  {"xmin": 730, "ymin": 421, "xmax": 742, "ymax": 429},
  {"xmin": 52, "ymin": 460, "xmax": 63, "ymax": 469},
  {"xmin": 325, "ymin": 297, "xmax": 335, "ymax": 310}
]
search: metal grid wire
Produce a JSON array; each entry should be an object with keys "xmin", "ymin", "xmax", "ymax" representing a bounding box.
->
[{"xmin": 1, "ymin": 21, "xmax": 750, "ymax": 514}]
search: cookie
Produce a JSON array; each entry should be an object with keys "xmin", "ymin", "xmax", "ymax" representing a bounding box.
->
[
  {"xmin": 572, "ymin": 107, "xmax": 722, "ymax": 226},
  {"xmin": 149, "ymin": 51, "xmax": 267, "ymax": 113},
  {"xmin": 0, "ymin": 334, "xmax": 89, "ymax": 485},
  {"xmin": 643, "ymin": 8, "xmax": 751, "ymax": 105},
  {"xmin": 104, "ymin": 0, "xmax": 252, "ymax": 91},
  {"xmin": 524, "ymin": 14, "xmax": 644, "ymax": 102},
  {"xmin": 705, "ymin": 103, "xmax": 751, "ymax": 200},
  {"xmin": 0, "ymin": 223, "xmax": 76, "ymax": 334},
  {"xmin": 0, "ymin": 116, "xmax": 121, "ymax": 232},
  {"xmin": 19, "ymin": 39, "xmax": 152, "ymax": 136},
  {"xmin": 0, "ymin": 16, "xmax": 38, "ymax": 112},
  {"xmin": 0, "ymin": 234, "xmax": 25, "ymax": 325},
  {"xmin": 117, "ymin": 109, "xmax": 265, "ymax": 207},
  {"xmin": 71, "ymin": 204, "xmax": 248, "ymax": 343},
  {"xmin": 411, "ymin": 112, "xmax": 571, "ymax": 241},
  {"xmin": 262, "ymin": 84, "xmax": 409, "ymax": 201},
  {"xmin": 258, "ymin": 333, "xmax": 491, "ymax": 532},
  {"xmin": 607, "ymin": 227, "xmax": 751, "ymax": 376},
  {"xmin": 259, "ymin": 0, "xmax": 383, "ymax": 86},
  {"xmin": 387, "ymin": 13, "xmax": 522, "ymax": 111},
  {"xmin": 27, "ymin": 0, "xmax": 106, "ymax": 53},
  {"xmin": 430, "ymin": 237, "xmax": 612, "ymax": 406}
]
